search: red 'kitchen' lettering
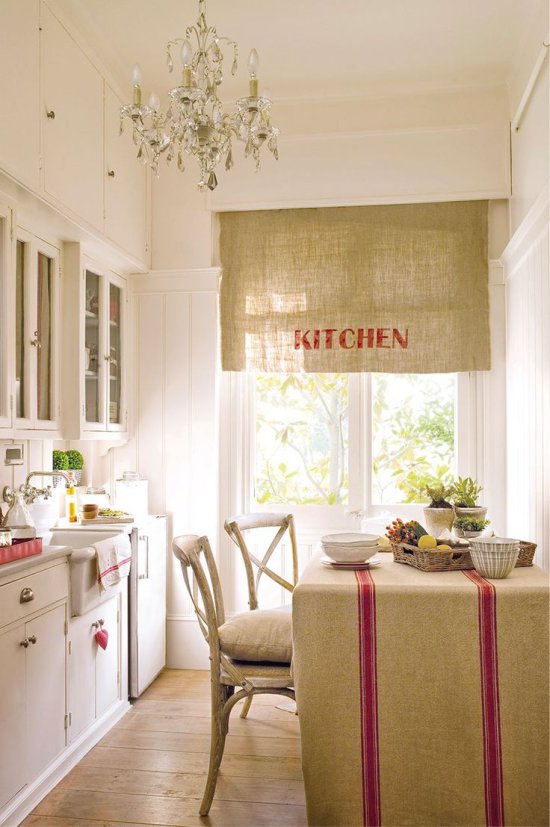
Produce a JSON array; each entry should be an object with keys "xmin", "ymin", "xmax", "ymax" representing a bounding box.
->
[
  {"xmin": 339, "ymin": 328, "xmax": 355, "ymax": 348},
  {"xmin": 294, "ymin": 327, "xmax": 409, "ymax": 350},
  {"xmin": 376, "ymin": 328, "xmax": 391, "ymax": 348},
  {"xmin": 392, "ymin": 328, "xmax": 408, "ymax": 349},
  {"xmin": 295, "ymin": 330, "xmax": 312, "ymax": 350},
  {"xmin": 322, "ymin": 328, "xmax": 338, "ymax": 348}
]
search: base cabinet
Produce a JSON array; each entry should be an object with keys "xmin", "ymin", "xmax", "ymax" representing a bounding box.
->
[
  {"xmin": 0, "ymin": 562, "xmax": 68, "ymax": 813},
  {"xmin": 68, "ymin": 592, "xmax": 123, "ymax": 744}
]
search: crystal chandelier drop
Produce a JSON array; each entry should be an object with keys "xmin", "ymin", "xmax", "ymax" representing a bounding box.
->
[{"xmin": 120, "ymin": 0, "xmax": 279, "ymax": 191}]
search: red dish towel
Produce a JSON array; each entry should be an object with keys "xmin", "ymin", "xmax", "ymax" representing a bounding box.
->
[{"xmin": 95, "ymin": 534, "xmax": 131, "ymax": 591}]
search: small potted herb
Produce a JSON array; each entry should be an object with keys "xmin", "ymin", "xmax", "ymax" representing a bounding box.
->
[
  {"xmin": 423, "ymin": 481, "xmax": 455, "ymax": 537},
  {"xmin": 453, "ymin": 515, "xmax": 490, "ymax": 539},
  {"xmin": 65, "ymin": 449, "xmax": 84, "ymax": 486},
  {"xmin": 451, "ymin": 476, "xmax": 487, "ymax": 521},
  {"xmin": 52, "ymin": 450, "xmax": 68, "ymax": 486}
]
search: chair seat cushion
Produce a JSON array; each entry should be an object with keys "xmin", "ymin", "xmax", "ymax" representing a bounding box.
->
[{"xmin": 218, "ymin": 604, "xmax": 292, "ymax": 663}]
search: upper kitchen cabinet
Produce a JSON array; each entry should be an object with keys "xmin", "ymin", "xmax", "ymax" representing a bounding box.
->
[
  {"xmin": 62, "ymin": 243, "xmax": 128, "ymax": 440},
  {"xmin": 0, "ymin": 1, "xmax": 41, "ymax": 191},
  {"xmin": 41, "ymin": 4, "xmax": 103, "ymax": 231},
  {"xmin": 14, "ymin": 229, "xmax": 61, "ymax": 435},
  {"xmin": 105, "ymin": 84, "xmax": 148, "ymax": 263}
]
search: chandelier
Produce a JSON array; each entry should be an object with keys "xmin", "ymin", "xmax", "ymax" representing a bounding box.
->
[{"xmin": 120, "ymin": 0, "xmax": 279, "ymax": 191}]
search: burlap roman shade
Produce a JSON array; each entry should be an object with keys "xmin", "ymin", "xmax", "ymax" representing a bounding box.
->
[{"xmin": 219, "ymin": 201, "xmax": 490, "ymax": 373}]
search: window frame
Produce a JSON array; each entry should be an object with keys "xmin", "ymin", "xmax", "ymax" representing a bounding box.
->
[{"xmin": 222, "ymin": 370, "xmax": 480, "ymax": 533}]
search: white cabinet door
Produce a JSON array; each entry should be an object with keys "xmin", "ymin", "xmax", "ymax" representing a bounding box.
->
[
  {"xmin": 25, "ymin": 604, "xmax": 67, "ymax": 780},
  {"xmin": 0, "ymin": 0, "xmax": 40, "ymax": 191},
  {"xmin": 67, "ymin": 612, "xmax": 96, "ymax": 743},
  {"xmin": 14, "ymin": 231, "xmax": 61, "ymax": 434},
  {"xmin": 0, "ymin": 623, "xmax": 27, "ymax": 809},
  {"xmin": 131, "ymin": 519, "xmax": 166, "ymax": 697},
  {"xmin": 104, "ymin": 84, "xmax": 148, "ymax": 263},
  {"xmin": 41, "ymin": 5, "xmax": 103, "ymax": 230},
  {"xmin": 95, "ymin": 595, "xmax": 120, "ymax": 718}
]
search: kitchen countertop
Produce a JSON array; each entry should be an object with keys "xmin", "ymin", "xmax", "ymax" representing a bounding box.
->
[{"xmin": 0, "ymin": 545, "xmax": 71, "ymax": 579}]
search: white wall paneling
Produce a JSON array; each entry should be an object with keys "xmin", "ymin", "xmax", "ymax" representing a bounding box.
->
[
  {"xmin": 502, "ymin": 188, "xmax": 549, "ymax": 570},
  {"xmin": 126, "ymin": 270, "xmax": 219, "ymax": 668},
  {"xmin": 207, "ymin": 125, "xmax": 510, "ymax": 213}
]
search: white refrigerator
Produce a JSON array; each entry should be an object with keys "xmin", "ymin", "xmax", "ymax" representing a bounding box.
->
[{"xmin": 129, "ymin": 515, "xmax": 167, "ymax": 697}]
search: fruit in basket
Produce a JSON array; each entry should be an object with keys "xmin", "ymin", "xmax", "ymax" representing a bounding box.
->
[
  {"xmin": 386, "ymin": 519, "xmax": 428, "ymax": 546},
  {"xmin": 436, "ymin": 544, "xmax": 452, "ymax": 551},
  {"xmin": 418, "ymin": 534, "xmax": 437, "ymax": 549}
]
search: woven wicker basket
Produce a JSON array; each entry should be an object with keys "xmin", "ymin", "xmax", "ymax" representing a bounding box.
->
[{"xmin": 391, "ymin": 541, "xmax": 536, "ymax": 573}]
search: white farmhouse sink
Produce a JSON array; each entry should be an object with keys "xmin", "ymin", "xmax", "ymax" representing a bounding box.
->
[{"xmin": 43, "ymin": 527, "xmax": 131, "ymax": 617}]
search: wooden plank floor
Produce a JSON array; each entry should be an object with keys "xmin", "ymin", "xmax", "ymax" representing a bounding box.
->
[{"xmin": 22, "ymin": 670, "xmax": 307, "ymax": 827}]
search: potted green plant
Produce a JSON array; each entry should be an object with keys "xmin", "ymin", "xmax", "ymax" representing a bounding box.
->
[
  {"xmin": 453, "ymin": 515, "xmax": 490, "ymax": 539},
  {"xmin": 451, "ymin": 476, "xmax": 487, "ymax": 521},
  {"xmin": 65, "ymin": 449, "xmax": 84, "ymax": 486},
  {"xmin": 423, "ymin": 481, "xmax": 455, "ymax": 537},
  {"xmin": 52, "ymin": 450, "xmax": 68, "ymax": 486}
]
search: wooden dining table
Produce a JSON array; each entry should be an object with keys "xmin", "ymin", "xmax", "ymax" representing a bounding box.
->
[{"xmin": 291, "ymin": 553, "xmax": 549, "ymax": 827}]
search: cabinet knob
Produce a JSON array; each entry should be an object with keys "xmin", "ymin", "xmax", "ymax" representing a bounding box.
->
[
  {"xmin": 91, "ymin": 618, "xmax": 104, "ymax": 629},
  {"xmin": 20, "ymin": 638, "xmax": 29, "ymax": 648},
  {"xmin": 107, "ymin": 169, "xmax": 116, "ymax": 178},
  {"xmin": 20, "ymin": 587, "xmax": 34, "ymax": 604},
  {"xmin": 30, "ymin": 331, "xmax": 42, "ymax": 349},
  {"xmin": 104, "ymin": 354, "xmax": 113, "ymax": 363},
  {"xmin": 46, "ymin": 109, "xmax": 56, "ymax": 119},
  {"xmin": 28, "ymin": 635, "xmax": 37, "ymax": 645}
]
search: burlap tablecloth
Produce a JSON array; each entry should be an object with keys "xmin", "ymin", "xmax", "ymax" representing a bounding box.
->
[{"xmin": 292, "ymin": 555, "xmax": 549, "ymax": 827}]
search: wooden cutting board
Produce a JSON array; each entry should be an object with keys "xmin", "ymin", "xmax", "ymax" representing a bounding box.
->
[{"xmin": 80, "ymin": 516, "xmax": 134, "ymax": 524}]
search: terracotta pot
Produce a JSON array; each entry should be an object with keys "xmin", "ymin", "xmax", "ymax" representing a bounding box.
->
[{"xmin": 423, "ymin": 507, "xmax": 455, "ymax": 537}]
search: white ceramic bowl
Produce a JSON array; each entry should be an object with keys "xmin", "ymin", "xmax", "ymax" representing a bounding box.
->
[
  {"xmin": 470, "ymin": 537, "xmax": 520, "ymax": 553},
  {"xmin": 469, "ymin": 546, "xmax": 519, "ymax": 579},
  {"xmin": 322, "ymin": 543, "xmax": 379, "ymax": 564},
  {"xmin": 320, "ymin": 532, "xmax": 378, "ymax": 546}
]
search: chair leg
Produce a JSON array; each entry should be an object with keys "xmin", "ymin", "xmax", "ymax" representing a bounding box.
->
[
  {"xmin": 200, "ymin": 685, "xmax": 232, "ymax": 816},
  {"xmin": 240, "ymin": 694, "xmax": 253, "ymax": 719}
]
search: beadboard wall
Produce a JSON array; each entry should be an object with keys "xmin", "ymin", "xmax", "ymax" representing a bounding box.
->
[{"xmin": 502, "ymin": 188, "xmax": 550, "ymax": 571}]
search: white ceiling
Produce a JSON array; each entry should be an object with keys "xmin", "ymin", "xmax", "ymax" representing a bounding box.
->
[{"xmin": 56, "ymin": 0, "xmax": 540, "ymax": 103}]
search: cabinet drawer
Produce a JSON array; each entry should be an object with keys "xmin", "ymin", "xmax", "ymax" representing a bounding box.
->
[{"xmin": 0, "ymin": 562, "xmax": 68, "ymax": 628}]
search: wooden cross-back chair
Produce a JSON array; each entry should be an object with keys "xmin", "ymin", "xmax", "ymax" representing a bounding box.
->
[
  {"xmin": 223, "ymin": 512, "xmax": 298, "ymax": 610},
  {"xmin": 172, "ymin": 534, "xmax": 294, "ymax": 816}
]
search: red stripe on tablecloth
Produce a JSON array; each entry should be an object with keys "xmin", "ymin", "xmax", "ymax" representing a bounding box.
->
[
  {"xmin": 356, "ymin": 569, "xmax": 381, "ymax": 827},
  {"xmin": 464, "ymin": 569, "xmax": 505, "ymax": 827}
]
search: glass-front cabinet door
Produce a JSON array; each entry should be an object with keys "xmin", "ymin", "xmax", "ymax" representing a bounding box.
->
[
  {"xmin": 0, "ymin": 202, "xmax": 12, "ymax": 429},
  {"xmin": 82, "ymin": 264, "xmax": 125, "ymax": 433},
  {"xmin": 15, "ymin": 231, "xmax": 59, "ymax": 432},
  {"xmin": 84, "ymin": 269, "xmax": 103, "ymax": 426},
  {"xmin": 107, "ymin": 280, "xmax": 123, "ymax": 428}
]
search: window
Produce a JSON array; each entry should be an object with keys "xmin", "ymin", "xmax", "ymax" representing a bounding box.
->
[
  {"xmin": 255, "ymin": 373, "xmax": 350, "ymax": 506},
  {"xmin": 245, "ymin": 372, "xmax": 467, "ymax": 528}
]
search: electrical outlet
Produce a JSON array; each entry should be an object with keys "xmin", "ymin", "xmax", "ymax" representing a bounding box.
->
[{"xmin": 2, "ymin": 443, "xmax": 24, "ymax": 466}]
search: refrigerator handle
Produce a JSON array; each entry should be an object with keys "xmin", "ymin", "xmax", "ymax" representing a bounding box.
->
[{"xmin": 138, "ymin": 533, "xmax": 149, "ymax": 580}]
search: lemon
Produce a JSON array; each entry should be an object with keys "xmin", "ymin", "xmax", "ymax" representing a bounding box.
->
[
  {"xmin": 418, "ymin": 535, "xmax": 437, "ymax": 549},
  {"xmin": 436, "ymin": 544, "xmax": 451, "ymax": 551}
]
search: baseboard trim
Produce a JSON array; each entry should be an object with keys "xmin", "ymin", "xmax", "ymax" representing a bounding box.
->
[{"xmin": 0, "ymin": 699, "xmax": 130, "ymax": 826}]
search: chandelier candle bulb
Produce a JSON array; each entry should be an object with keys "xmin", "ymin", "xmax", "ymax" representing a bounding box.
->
[
  {"xmin": 148, "ymin": 92, "xmax": 160, "ymax": 112},
  {"xmin": 181, "ymin": 39, "xmax": 193, "ymax": 86},
  {"xmin": 248, "ymin": 49, "xmax": 259, "ymax": 96},
  {"xmin": 131, "ymin": 64, "xmax": 142, "ymax": 105}
]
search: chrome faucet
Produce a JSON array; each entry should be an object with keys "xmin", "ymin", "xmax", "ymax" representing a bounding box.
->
[
  {"xmin": 25, "ymin": 470, "xmax": 71, "ymax": 488},
  {"xmin": 2, "ymin": 470, "xmax": 71, "ymax": 510}
]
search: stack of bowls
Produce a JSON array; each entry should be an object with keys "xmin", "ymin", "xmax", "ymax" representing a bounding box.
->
[
  {"xmin": 469, "ymin": 537, "xmax": 520, "ymax": 579},
  {"xmin": 321, "ymin": 532, "xmax": 379, "ymax": 564}
]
